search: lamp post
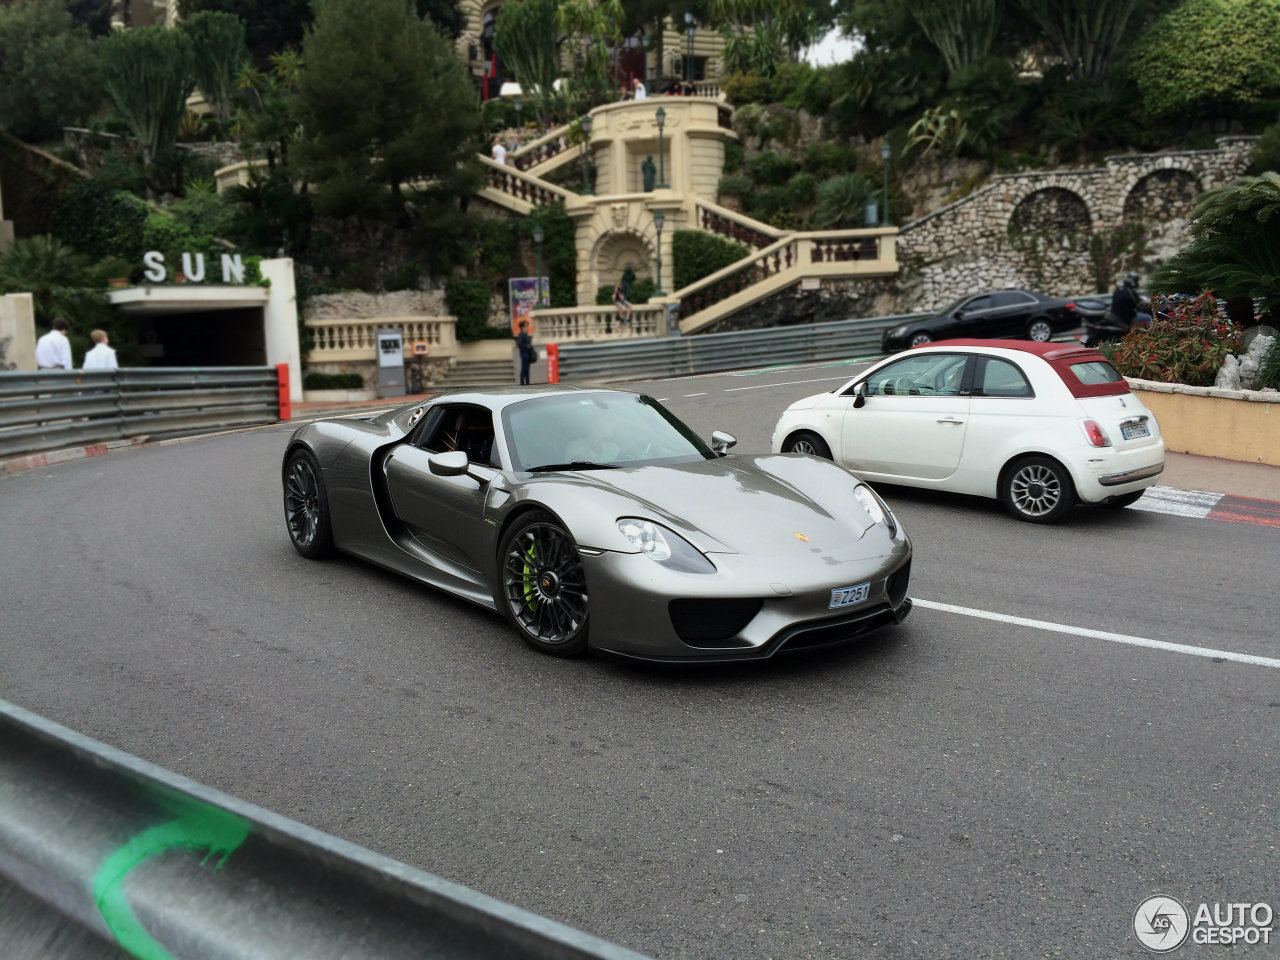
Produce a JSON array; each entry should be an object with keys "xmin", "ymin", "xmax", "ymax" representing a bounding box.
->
[
  {"xmin": 580, "ymin": 114, "xmax": 593, "ymax": 195},
  {"xmin": 532, "ymin": 223, "xmax": 545, "ymax": 307},
  {"xmin": 684, "ymin": 7, "xmax": 695, "ymax": 85},
  {"xmin": 653, "ymin": 209, "xmax": 666, "ymax": 297},
  {"xmin": 880, "ymin": 141, "xmax": 891, "ymax": 226},
  {"xmin": 655, "ymin": 106, "xmax": 668, "ymax": 188}
]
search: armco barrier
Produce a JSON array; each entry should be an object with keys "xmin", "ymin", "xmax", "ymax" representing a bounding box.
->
[
  {"xmin": 555, "ymin": 312, "xmax": 928, "ymax": 383},
  {"xmin": 0, "ymin": 367, "xmax": 285, "ymax": 459},
  {"xmin": 0, "ymin": 698, "xmax": 651, "ymax": 959}
]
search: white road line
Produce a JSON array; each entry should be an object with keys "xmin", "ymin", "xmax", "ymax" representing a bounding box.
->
[
  {"xmin": 1128, "ymin": 485, "xmax": 1224, "ymax": 518},
  {"xmin": 684, "ymin": 393, "xmax": 708, "ymax": 397},
  {"xmin": 723, "ymin": 375, "xmax": 852, "ymax": 393},
  {"xmin": 914, "ymin": 598, "xmax": 1280, "ymax": 669}
]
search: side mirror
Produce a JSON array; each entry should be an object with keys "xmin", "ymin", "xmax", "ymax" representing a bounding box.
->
[
  {"xmin": 852, "ymin": 382, "xmax": 867, "ymax": 409},
  {"xmin": 428, "ymin": 450, "xmax": 470, "ymax": 476},
  {"xmin": 710, "ymin": 430, "xmax": 737, "ymax": 456}
]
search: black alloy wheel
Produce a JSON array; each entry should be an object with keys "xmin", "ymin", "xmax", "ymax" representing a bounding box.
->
[
  {"xmin": 783, "ymin": 431, "xmax": 833, "ymax": 459},
  {"xmin": 499, "ymin": 511, "xmax": 590, "ymax": 656},
  {"xmin": 1027, "ymin": 318, "xmax": 1053, "ymax": 342},
  {"xmin": 1002, "ymin": 455, "xmax": 1075, "ymax": 524},
  {"xmin": 284, "ymin": 448, "xmax": 335, "ymax": 558},
  {"xmin": 910, "ymin": 332, "xmax": 933, "ymax": 347}
]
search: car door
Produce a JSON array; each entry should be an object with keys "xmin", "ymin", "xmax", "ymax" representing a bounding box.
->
[
  {"xmin": 839, "ymin": 353, "xmax": 972, "ymax": 480},
  {"xmin": 951, "ymin": 294, "xmax": 994, "ymax": 337},
  {"xmin": 988, "ymin": 290, "xmax": 1039, "ymax": 337},
  {"xmin": 383, "ymin": 405, "xmax": 497, "ymax": 575},
  {"xmin": 963, "ymin": 354, "xmax": 1039, "ymax": 466}
]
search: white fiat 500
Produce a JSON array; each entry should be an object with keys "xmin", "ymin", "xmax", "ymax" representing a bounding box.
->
[{"xmin": 771, "ymin": 340, "xmax": 1165, "ymax": 523}]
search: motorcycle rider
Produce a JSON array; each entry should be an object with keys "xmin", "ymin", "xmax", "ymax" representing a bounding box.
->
[{"xmin": 1109, "ymin": 271, "xmax": 1141, "ymax": 331}]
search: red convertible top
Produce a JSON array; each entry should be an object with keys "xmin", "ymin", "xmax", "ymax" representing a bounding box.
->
[{"xmin": 913, "ymin": 339, "xmax": 1131, "ymax": 398}]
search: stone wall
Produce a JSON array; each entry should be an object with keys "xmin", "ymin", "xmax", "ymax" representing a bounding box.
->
[
  {"xmin": 302, "ymin": 290, "xmax": 450, "ymax": 320},
  {"xmin": 889, "ymin": 136, "xmax": 1257, "ymax": 312}
]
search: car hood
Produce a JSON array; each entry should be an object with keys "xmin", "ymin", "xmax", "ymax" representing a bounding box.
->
[{"xmin": 540, "ymin": 454, "xmax": 883, "ymax": 557}]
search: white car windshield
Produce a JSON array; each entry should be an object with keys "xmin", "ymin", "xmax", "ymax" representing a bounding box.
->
[{"xmin": 503, "ymin": 394, "xmax": 715, "ymax": 471}]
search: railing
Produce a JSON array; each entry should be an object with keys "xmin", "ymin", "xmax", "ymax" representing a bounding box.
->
[
  {"xmin": 694, "ymin": 199, "xmax": 784, "ymax": 249},
  {"xmin": 480, "ymin": 156, "xmax": 574, "ymax": 210},
  {"xmin": 677, "ymin": 237, "xmax": 800, "ymax": 319},
  {"xmin": 213, "ymin": 158, "xmax": 270, "ymax": 194},
  {"xmin": 510, "ymin": 125, "xmax": 575, "ymax": 172},
  {"xmin": 0, "ymin": 367, "xmax": 285, "ymax": 459},
  {"xmin": 530, "ymin": 304, "xmax": 666, "ymax": 342},
  {"xmin": 0, "ymin": 698, "xmax": 651, "ymax": 960},
  {"xmin": 307, "ymin": 316, "xmax": 459, "ymax": 363},
  {"xmin": 555, "ymin": 311, "xmax": 929, "ymax": 383}
]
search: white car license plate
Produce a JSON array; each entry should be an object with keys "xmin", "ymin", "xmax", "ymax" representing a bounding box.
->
[
  {"xmin": 1122, "ymin": 422, "xmax": 1150, "ymax": 440},
  {"xmin": 829, "ymin": 582, "xmax": 870, "ymax": 609}
]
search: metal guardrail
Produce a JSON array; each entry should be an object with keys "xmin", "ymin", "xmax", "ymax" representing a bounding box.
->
[
  {"xmin": 0, "ymin": 698, "xmax": 651, "ymax": 959},
  {"xmin": 0, "ymin": 367, "xmax": 285, "ymax": 459},
  {"xmin": 557, "ymin": 312, "xmax": 929, "ymax": 383}
]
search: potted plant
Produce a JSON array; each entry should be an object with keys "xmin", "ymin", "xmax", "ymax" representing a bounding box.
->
[{"xmin": 99, "ymin": 256, "xmax": 133, "ymax": 289}]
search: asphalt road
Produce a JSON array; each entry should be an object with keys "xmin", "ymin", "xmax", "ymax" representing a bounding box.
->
[{"xmin": 1, "ymin": 361, "xmax": 1277, "ymax": 959}]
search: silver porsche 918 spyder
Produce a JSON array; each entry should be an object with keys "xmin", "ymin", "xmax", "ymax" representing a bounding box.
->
[{"xmin": 282, "ymin": 386, "xmax": 912, "ymax": 662}]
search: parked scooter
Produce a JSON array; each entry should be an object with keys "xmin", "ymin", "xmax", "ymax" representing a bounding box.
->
[{"xmin": 1081, "ymin": 294, "xmax": 1152, "ymax": 347}]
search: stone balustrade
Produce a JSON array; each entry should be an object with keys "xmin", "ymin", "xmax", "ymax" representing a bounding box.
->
[
  {"xmin": 307, "ymin": 316, "xmax": 458, "ymax": 363},
  {"xmin": 530, "ymin": 304, "xmax": 665, "ymax": 341}
]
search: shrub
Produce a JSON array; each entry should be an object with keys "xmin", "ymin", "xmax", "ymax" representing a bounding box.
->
[
  {"xmin": 304, "ymin": 371, "xmax": 365, "ymax": 389},
  {"xmin": 52, "ymin": 180, "xmax": 149, "ymax": 265},
  {"xmin": 801, "ymin": 142, "xmax": 861, "ymax": 179},
  {"xmin": 759, "ymin": 104, "xmax": 800, "ymax": 144},
  {"xmin": 733, "ymin": 102, "xmax": 766, "ymax": 139},
  {"xmin": 743, "ymin": 185, "xmax": 789, "ymax": 224},
  {"xmin": 1258, "ymin": 336, "xmax": 1280, "ymax": 390},
  {"xmin": 1111, "ymin": 292, "xmax": 1242, "ymax": 386},
  {"xmin": 445, "ymin": 278, "xmax": 498, "ymax": 341},
  {"xmin": 722, "ymin": 140, "xmax": 744, "ymax": 174},
  {"xmin": 772, "ymin": 62, "xmax": 831, "ymax": 115},
  {"xmin": 814, "ymin": 173, "xmax": 875, "ymax": 229},
  {"xmin": 717, "ymin": 174, "xmax": 753, "ymax": 200},
  {"xmin": 745, "ymin": 151, "xmax": 797, "ymax": 186},
  {"xmin": 1248, "ymin": 113, "xmax": 1280, "ymax": 174},
  {"xmin": 721, "ymin": 70, "xmax": 774, "ymax": 106},
  {"xmin": 672, "ymin": 230, "xmax": 750, "ymax": 291},
  {"xmin": 786, "ymin": 172, "xmax": 817, "ymax": 207},
  {"xmin": 629, "ymin": 276, "xmax": 656, "ymax": 303}
]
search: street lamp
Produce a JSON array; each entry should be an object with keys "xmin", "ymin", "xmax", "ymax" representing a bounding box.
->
[
  {"xmin": 655, "ymin": 106, "xmax": 668, "ymax": 188},
  {"xmin": 880, "ymin": 140, "xmax": 891, "ymax": 226},
  {"xmin": 580, "ymin": 114, "xmax": 593, "ymax": 195},
  {"xmin": 684, "ymin": 7, "xmax": 695, "ymax": 85},
  {"xmin": 532, "ymin": 223, "xmax": 545, "ymax": 307},
  {"xmin": 653, "ymin": 209, "xmax": 666, "ymax": 297}
]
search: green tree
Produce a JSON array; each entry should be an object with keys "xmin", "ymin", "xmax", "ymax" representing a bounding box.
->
[
  {"xmin": 494, "ymin": 0, "xmax": 561, "ymax": 123},
  {"xmin": 101, "ymin": 26, "xmax": 195, "ymax": 199},
  {"xmin": 176, "ymin": 0, "xmax": 312, "ymax": 65},
  {"xmin": 909, "ymin": 0, "xmax": 999, "ymax": 75},
  {"xmin": 180, "ymin": 11, "xmax": 250, "ymax": 128},
  {"xmin": 1016, "ymin": 0, "xmax": 1146, "ymax": 82},
  {"xmin": 0, "ymin": 0, "xmax": 102, "ymax": 139},
  {"xmin": 708, "ymin": 0, "xmax": 827, "ymax": 77},
  {"xmin": 556, "ymin": 0, "xmax": 624, "ymax": 109},
  {"xmin": 293, "ymin": 0, "xmax": 482, "ymax": 219},
  {"xmin": 66, "ymin": 0, "xmax": 113, "ymax": 36},
  {"xmin": 1131, "ymin": 0, "xmax": 1280, "ymax": 121},
  {"xmin": 232, "ymin": 50, "xmax": 303, "ymax": 170},
  {"xmin": 0, "ymin": 235, "xmax": 120, "ymax": 359},
  {"xmin": 1152, "ymin": 172, "xmax": 1280, "ymax": 314}
]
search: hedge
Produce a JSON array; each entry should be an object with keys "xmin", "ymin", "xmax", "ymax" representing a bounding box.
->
[{"xmin": 672, "ymin": 230, "xmax": 750, "ymax": 292}]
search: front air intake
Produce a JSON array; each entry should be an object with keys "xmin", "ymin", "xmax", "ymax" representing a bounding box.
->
[{"xmin": 669, "ymin": 598, "xmax": 764, "ymax": 646}]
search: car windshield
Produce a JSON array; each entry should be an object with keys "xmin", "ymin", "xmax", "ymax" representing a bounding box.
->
[{"xmin": 502, "ymin": 393, "xmax": 715, "ymax": 471}]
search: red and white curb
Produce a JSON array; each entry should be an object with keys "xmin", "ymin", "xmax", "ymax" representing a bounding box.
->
[
  {"xmin": 1130, "ymin": 485, "xmax": 1280, "ymax": 527},
  {"xmin": 1, "ymin": 437, "xmax": 147, "ymax": 476}
]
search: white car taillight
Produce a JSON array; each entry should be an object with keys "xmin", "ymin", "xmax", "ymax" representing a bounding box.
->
[{"xmin": 1080, "ymin": 419, "xmax": 1111, "ymax": 447}]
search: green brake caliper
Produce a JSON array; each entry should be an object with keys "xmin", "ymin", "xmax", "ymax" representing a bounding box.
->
[{"xmin": 522, "ymin": 541, "xmax": 538, "ymax": 612}]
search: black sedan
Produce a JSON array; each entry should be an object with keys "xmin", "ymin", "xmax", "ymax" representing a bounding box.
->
[{"xmin": 881, "ymin": 290, "xmax": 1080, "ymax": 352}]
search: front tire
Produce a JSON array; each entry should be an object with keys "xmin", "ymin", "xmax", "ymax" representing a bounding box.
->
[
  {"xmin": 910, "ymin": 332, "xmax": 933, "ymax": 347},
  {"xmin": 498, "ymin": 511, "xmax": 590, "ymax": 657},
  {"xmin": 782, "ymin": 430, "xmax": 833, "ymax": 459},
  {"xmin": 1027, "ymin": 318, "xmax": 1053, "ymax": 342},
  {"xmin": 283, "ymin": 448, "xmax": 335, "ymax": 558},
  {"xmin": 1001, "ymin": 455, "xmax": 1075, "ymax": 524}
]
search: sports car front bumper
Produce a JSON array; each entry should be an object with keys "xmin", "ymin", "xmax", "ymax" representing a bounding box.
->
[{"xmin": 583, "ymin": 539, "xmax": 913, "ymax": 663}]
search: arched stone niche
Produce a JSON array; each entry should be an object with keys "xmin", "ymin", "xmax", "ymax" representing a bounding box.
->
[
  {"xmin": 1008, "ymin": 187, "xmax": 1092, "ymax": 236},
  {"xmin": 594, "ymin": 230, "xmax": 654, "ymax": 288},
  {"xmin": 1122, "ymin": 169, "xmax": 1203, "ymax": 224}
]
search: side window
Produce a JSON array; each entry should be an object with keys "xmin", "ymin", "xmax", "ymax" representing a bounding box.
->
[
  {"xmin": 863, "ymin": 354, "xmax": 968, "ymax": 397},
  {"xmin": 992, "ymin": 291, "xmax": 1034, "ymax": 308},
  {"xmin": 975, "ymin": 357, "xmax": 1033, "ymax": 398},
  {"xmin": 962, "ymin": 295, "xmax": 993, "ymax": 313},
  {"xmin": 419, "ymin": 405, "xmax": 498, "ymax": 464}
]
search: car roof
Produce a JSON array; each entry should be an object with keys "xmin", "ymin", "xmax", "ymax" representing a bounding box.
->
[{"xmin": 912, "ymin": 338, "xmax": 1097, "ymax": 361}]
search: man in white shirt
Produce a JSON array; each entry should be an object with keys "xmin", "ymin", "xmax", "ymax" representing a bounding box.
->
[
  {"xmin": 491, "ymin": 138, "xmax": 507, "ymax": 165},
  {"xmin": 34, "ymin": 317, "xmax": 73, "ymax": 370},
  {"xmin": 633, "ymin": 79, "xmax": 646, "ymax": 100},
  {"xmin": 82, "ymin": 329, "xmax": 119, "ymax": 371}
]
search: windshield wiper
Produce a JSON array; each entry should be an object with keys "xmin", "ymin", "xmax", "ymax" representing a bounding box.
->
[{"xmin": 526, "ymin": 461, "xmax": 620, "ymax": 472}]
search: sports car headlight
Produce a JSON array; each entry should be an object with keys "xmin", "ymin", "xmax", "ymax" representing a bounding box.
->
[
  {"xmin": 617, "ymin": 518, "xmax": 715, "ymax": 574},
  {"xmin": 888, "ymin": 324, "xmax": 909, "ymax": 338},
  {"xmin": 853, "ymin": 484, "xmax": 896, "ymax": 536}
]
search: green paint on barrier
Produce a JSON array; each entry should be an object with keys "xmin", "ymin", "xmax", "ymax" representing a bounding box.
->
[{"xmin": 93, "ymin": 791, "xmax": 250, "ymax": 960}]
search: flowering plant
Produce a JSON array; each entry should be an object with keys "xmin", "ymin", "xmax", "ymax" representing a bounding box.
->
[{"xmin": 1110, "ymin": 291, "xmax": 1241, "ymax": 386}]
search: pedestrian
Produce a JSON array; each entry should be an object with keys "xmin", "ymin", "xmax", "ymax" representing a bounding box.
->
[
  {"xmin": 35, "ymin": 317, "xmax": 73, "ymax": 370},
  {"xmin": 491, "ymin": 137, "xmax": 507, "ymax": 166},
  {"xmin": 633, "ymin": 78, "xmax": 647, "ymax": 100},
  {"xmin": 612, "ymin": 283, "xmax": 632, "ymax": 324},
  {"xmin": 82, "ymin": 329, "xmax": 119, "ymax": 371},
  {"xmin": 515, "ymin": 319, "xmax": 534, "ymax": 385}
]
